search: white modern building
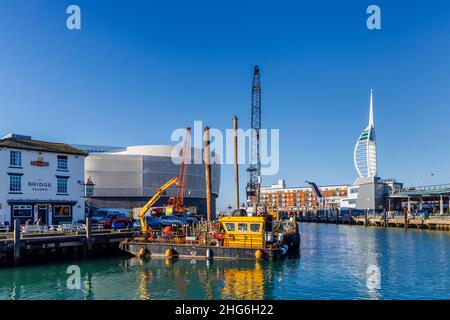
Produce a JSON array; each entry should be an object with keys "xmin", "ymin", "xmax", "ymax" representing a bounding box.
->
[
  {"xmin": 83, "ymin": 145, "xmax": 221, "ymax": 214},
  {"xmin": 0, "ymin": 134, "xmax": 87, "ymax": 226},
  {"xmin": 341, "ymin": 90, "xmax": 393, "ymax": 211},
  {"xmin": 339, "ymin": 185, "xmax": 359, "ymax": 209}
]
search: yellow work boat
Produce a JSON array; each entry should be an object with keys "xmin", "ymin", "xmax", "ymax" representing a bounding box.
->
[{"xmin": 121, "ymin": 210, "xmax": 300, "ymax": 261}]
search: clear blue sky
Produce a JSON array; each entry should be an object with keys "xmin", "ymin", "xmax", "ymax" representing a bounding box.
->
[{"xmin": 1, "ymin": 0, "xmax": 449, "ymax": 210}]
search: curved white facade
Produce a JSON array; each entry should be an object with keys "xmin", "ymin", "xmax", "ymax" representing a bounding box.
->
[
  {"xmin": 84, "ymin": 145, "xmax": 220, "ymax": 213},
  {"xmin": 354, "ymin": 90, "xmax": 378, "ymax": 178}
]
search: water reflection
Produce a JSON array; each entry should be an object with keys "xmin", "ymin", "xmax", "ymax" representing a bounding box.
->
[
  {"xmin": 221, "ymin": 261, "xmax": 265, "ymax": 299},
  {"xmin": 130, "ymin": 258, "xmax": 275, "ymax": 300},
  {"xmin": 1, "ymin": 224, "xmax": 449, "ymax": 300}
]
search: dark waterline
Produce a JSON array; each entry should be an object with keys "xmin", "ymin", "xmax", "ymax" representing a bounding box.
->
[{"xmin": 1, "ymin": 223, "xmax": 449, "ymax": 300}]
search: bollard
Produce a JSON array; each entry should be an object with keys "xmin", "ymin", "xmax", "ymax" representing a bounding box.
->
[
  {"xmin": 14, "ymin": 219, "xmax": 21, "ymax": 265},
  {"xmin": 404, "ymin": 211, "xmax": 408, "ymax": 229},
  {"xmin": 86, "ymin": 217, "xmax": 93, "ymax": 251}
]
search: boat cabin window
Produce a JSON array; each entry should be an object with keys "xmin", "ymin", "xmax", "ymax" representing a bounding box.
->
[
  {"xmin": 225, "ymin": 222, "xmax": 235, "ymax": 232},
  {"xmin": 250, "ymin": 223, "xmax": 261, "ymax": 233},
  {"xmin": 237, "ymin": 223, "xmax": 248, "ymax": 232}
]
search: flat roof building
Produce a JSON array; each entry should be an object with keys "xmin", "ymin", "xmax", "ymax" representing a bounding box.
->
[{"xmin": 261, "ymin": 179, "xmax": 349, "ymax": 213}]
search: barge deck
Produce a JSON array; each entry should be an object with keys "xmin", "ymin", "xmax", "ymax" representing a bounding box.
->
[{"xmin": 120, "ymin": 239, "xmax": 286, "ymax": 260}]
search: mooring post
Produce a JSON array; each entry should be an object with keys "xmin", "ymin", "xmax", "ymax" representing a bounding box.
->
[
  {"xmin": 364, "ymin": 210, "xmax": 369, "ymax": 226},
  {"xmin": 233, "ymin": 115, "xmax": 240, "ymax": 210},
  {"xmin": 349, "ymin": 209, "xmax": 352, "ymax": 225},
  {"xmin": 383, "ymin": 210, "xmax": 387, "ymax": 227},
  {"xmin": 204, "ymin": 126, "xmax": 213, "ymax": 222},
  {"xmin": 13, "ymin": 219, "xmax": 21, "ymax": 265},
  {"xmin": 86, "ymin": 217, "xmax": 93, "ymax": 251},
  {"xmin": 336, "ymin": 209, "xmax": 339, "ymax": 225},
  {"xmin": 404, "ymin": 209, "xmax": 408, "ymax": 229}
]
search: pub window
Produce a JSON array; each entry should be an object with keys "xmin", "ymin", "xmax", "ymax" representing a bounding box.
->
[
  {"xmin": 53, "ymin": 205, "xmax": 71, "ymax": 217},
  {"xmin": 238, "ymin": 223, "xmax": 248, "ymax": 232},
  {"xmin": 12, "ymin": 205, "xmax": 32, "ymax": 218},
  {"xmin": 57, "ymin": 155, "xmax": 68, "ymax": 170},
  {"xmin": 9, "ymin": 175, "xmax": 22, "ymax": 192},
  {"xmin": 225, "ymin": 222, "xmax": 235, "ymax": 232},
  {"xmin": 10, "ymin": 150, "xmax": 22, "ymax": 167},
  {"xmin": 57, "ymin": 177, "xmax": 68, "ymax": 194}
]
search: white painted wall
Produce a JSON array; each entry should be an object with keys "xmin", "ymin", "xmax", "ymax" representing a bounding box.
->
[
  {"xmin": 0, "ymin": 147, "xmax": 85, "ymax": 224},
  {"xmin": 339, "ymin": 185, "xmax": 359, "ymax": 209}
]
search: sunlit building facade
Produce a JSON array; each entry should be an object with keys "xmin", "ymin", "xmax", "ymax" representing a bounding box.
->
[{"xmin": 260, "ymin": 180, "xmax": 349, "ymax": 214}]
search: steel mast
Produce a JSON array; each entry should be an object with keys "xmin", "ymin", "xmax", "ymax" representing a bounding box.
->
[{"xmin": 246, "ymin": 66, "xmax": 262, "ymax": 213}]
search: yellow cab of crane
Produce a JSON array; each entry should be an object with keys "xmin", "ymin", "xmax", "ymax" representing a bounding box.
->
[{"xmin": 219, "ymin": 214, "xmax": 268, "ymax": 248}]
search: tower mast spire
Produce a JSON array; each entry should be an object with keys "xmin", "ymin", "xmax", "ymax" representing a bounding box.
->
[
  {"xmin": 353, "ymin": 89, "xmax": 378, "ymax": 179},
  {"xmin": 369, "ymin": 89, "xmax": 374, "ymax": 128}
]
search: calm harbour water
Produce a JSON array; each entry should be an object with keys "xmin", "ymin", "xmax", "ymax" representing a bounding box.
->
[{"xmin": 1, "ymin": 223, "xmax": 449, "ymax": 300}]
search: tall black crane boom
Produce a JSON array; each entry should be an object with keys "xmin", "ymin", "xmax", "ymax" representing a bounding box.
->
[{"xmin": 246, "ymin": 66, "xmax": 262, "ymax": 210}]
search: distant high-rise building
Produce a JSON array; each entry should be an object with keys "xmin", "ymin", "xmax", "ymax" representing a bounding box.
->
[{"xmin": 353, "ymin": 90, "xmax": 378, "ymax": 179}]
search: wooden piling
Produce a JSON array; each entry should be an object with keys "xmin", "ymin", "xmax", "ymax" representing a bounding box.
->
[
  {"xmin": 404, "ymin": 210, "xmax": 408, "ymax": 229},
  {"xmin": 233, "ymin": 115, "xmax": 240, "ymax": 210},
  {"xmin": 204, "ymin": 126, "xmax": 213, "ymax": 221},
  {"xmin": 86, "ymin": 217, "xmax": 93, "ymax": 250},
  {"xmin": 13, "ymin": 219, "xmax": 20, "ymax": 265}
]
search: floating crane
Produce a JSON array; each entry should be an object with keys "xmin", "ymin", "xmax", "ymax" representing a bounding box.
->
[
  {"xmin": 246, "ymin": 66, "xmax": 262, "ymax": 214},
  {"xmin": 139, "ymin": 176, "xmax": 180, "ymax": 233},
  {"xmin": 167, "ymin": 127, "xmax": 191, "ymax": 214}
]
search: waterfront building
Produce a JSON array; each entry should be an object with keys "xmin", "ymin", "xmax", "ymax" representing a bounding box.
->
[
  {"xmin": 260, "ymin": 180, "xmax": 349, "ymax": 214},
  {"xmin": 264, "ymin": 91, "xmax": 401, "ymax": 213},
  {"xmin": 82, "ymin": 145, "xmax": 221, "ymax": 214},
  {"xmin": 0, "ymin": 133, "xmax": 87, "ymax": 226},
  {"xmin": 341, "ymin": 90, "xmax": 392, "ymax": 211}
]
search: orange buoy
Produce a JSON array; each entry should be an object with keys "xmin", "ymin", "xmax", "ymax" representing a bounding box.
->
[{"xmin": 163, "ymin": 226, "xmax": 174, "ymax": 233}]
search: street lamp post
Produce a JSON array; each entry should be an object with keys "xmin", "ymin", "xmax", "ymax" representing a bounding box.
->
[
  {"xmin": 84, "ymin": 176, "xmax": 95, "ymax": 219},
  {"xmin": 83, "ymin": 176, "xmax": 95, "ymax": 249}
]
